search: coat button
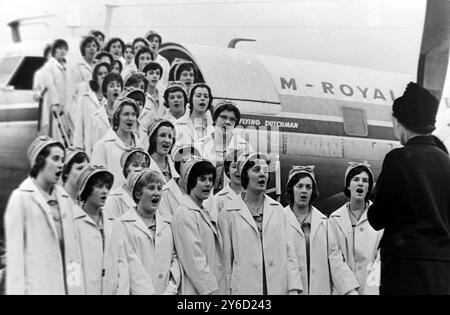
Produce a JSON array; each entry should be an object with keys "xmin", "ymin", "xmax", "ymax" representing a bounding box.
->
[
  {"xmin": 158, "ymin": 274, "xmax": 164, "ymax": 279},
  {"xmin": 311, "ymin": 268, "xmax": 315, "ymax": 274},
  {"xmin": 269, "ymin": 262, "xmax": 274, "ymax": 267},
  {"xmin": 157, "ymin": 233, "xmax": 161, "ymax": 237},
  {"xmin": 359, "ymin": 227, "xmax": 364, "ymax": 232}
]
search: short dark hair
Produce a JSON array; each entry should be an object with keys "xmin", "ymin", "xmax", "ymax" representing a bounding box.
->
[
  {"xmin": 224, "ymin": 150, "xmax": 241, "ymax": 179},
  {"xmin": 148, "ymin": 122, "xmax": 176, "ymax": 155},
  {"xmin": 79, "ymin": 36, "xmax": 100, "ymax": 57},
  {"xmin": 123, "ymin": 151, "xmax": 150, "ymax": 178},
  {"xmin": 62, "ymin": 152, "xmax": 89, "ymax": 183},
  {"xmin": 79, "ymin": 172, "xmax": 113, "ymax": 203},
  {"xmin": 133, "ymin": 171, "xmax": 165, "ymax": 203},
  {"xmin": 186, "ymin": 161, "xmax": 216, "ymax": 194},
  {"xmin": 134, "ymin": 47, "xmax": 154, "ymax": 69},
  {"xmin": 124, "ymin": 73, "xmax": 148, "ymax": 92},
  {"xmin": 285, "ymin": 173, "xmax": 319, "ymax": 208},
  {"xmin": 175, "ymin": 63, "xmax": 197, "ymax": 81},
  {"xmin": 343, "ymin": 166, "xmax": 373, "ymax": 202},
  {"xmin": 132, "ymin": 37, "xmax": 149, "ymax": 54},
  {"xmin": 29, "ymin": 144, "xmax": 65, "ymax": 178},
  {"xmin": 143, "ymin": 62, "xmax": 163, "ymax": 80},
  {"xmin": 94, "ymin": 51, "xmax": 114, "ymax": 65},
  {"xmin": 213, "ymin": 103, "xmax": 241, "ymax": 126},
  {"xmin": 112, "ymin": 59, "xmax": 123, "ymax": 74},
  {"xmin": 51, "ymin": 39, "xmax": 69, "ymax": 57},
  {"xmin": 240, "ymin": 157, "xmax": 270, "ymax": 190},
  {"xmin": 89, "ymin": 62, "xmax": 111, "ymax": 93},
  {"xmin": 112, "ymin": 100, "xmax": 139, "ymax": 131},
  {"xmin": 188, "ymin": 84, "xmax": 213, "ymax": 114},
  {"xmin": 89, "ymin": 30, "xmax": 105, "ymax": 42},
  {"xmin": 43, "ymin": 44, "xmax": 52, "ymax": 58},
  {"xmin": 163, "ymin": 86, "xmax": 188, "ymax": 109},
  {"xmin": 102, "ymin": 72, "xmax": 124, "ymax": 97},
  {"xmin": 104, "ymin": 37, "xmax": 125, "ymax": 55}
]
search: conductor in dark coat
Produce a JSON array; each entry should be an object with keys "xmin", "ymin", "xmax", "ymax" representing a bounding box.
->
[{"xmin": 368, "ymin": 82, "xmax": 450, "ymax": 295}]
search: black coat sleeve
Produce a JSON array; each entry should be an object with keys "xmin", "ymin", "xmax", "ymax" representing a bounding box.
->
[{"xmin": 368, "ymin": 150, "xmax": 404, "ymax": 231}]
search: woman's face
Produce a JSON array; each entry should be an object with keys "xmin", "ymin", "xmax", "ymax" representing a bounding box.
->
[
  {"xmin": 112, "ymin": 61, "xmax": 121, "ymax": 74},
  {"xmin": 96, "ymin": 66, "xmax": 109, "ymax": 90},
  {"xmin": 215, "ymin": 110, "xmax": 237, "ymax": 134},
  {"xmin": 133, "ymin": 41, "xmax": 147, "ymax": 54},
  {"xmin": 148, "ymin": 36, "xmax": 160, "ymax": 55},
  {"xmin": 84, "ymin": 41, "xmax": 98, "ymax": 59},
  {"xmin": 67, "ymin": 160, "xmax": 88, "ymax": 187},
  {"xmin": 246, "ymin": 160, "xmax": 269, "ymax": 193},
  {"xmin": 348, "ymin": 171, "xmax": 370, "ymax": 201},
  {"xmin": 124, "ymin": 47, "xmax": 134, "ymax": 64},
  {"xmin": 293, "ymin": 176, "xmax": 313, "ymax": 209},
  {"xmin": 139, "ymin": 181, "xmax": 163, "ymax": 214},
  {"xmin": 40, "ymin": 146, "xmax": 65, "ymax": 186},
  {"xmin": 179, "ymin": 70, "xmax": 195, "ymax": 90},
  {"xmin": 125, "ymin": 153, "xmax": 150, "ymax": 178},
  {"xmin": 110, "ymin": 41, "xmax": 123, "ymax": 58},
  {"xmin": 192, "ymin": 87, "xmax": 210, "ymax": 115},
  {"xmin": 155, "ymin": 126, "xmax": 174, "ymax": 156},
  {"xmin": 118, "ymin": 105, "xmax": 138, "ymax": 133},
  {"xmin": 229, "ymin": 161, "xmax": 241, "ymax": 188},
  {"xmin": 138, "ymin": 53, "xmax": 152, "ymax": 71},
  {"xmin": 106, "ymin": 80, "xmax": 122, "ymax": 102},
  {"xmin": 146, "ymin": 69, "xmax": 161, "ymax": 88},
  {"xmin": 167, "ymin": 91, "xmax": 185, "ymax": 118},
  {"xmin": 191, "ymin": 173, "xmax": 214, "ymax": 201},
  {"xmin": 86, "ymin": 181, "xmax": 111, "ymax": 209}
]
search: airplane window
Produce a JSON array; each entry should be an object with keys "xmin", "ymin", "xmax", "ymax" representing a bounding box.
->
[
  {"xmin": 342, "ymin": 108, "xmax": 368, "ymax": 137},
  {"xmin": 0, "ymin": 56, "xmax": 22, "ymax": 85}
]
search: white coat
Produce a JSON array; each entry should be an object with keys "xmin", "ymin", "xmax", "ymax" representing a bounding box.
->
[
  {"xmin": 155, "ymin": 54, "xmax": 170, "ymax": 90},
  {"xmin": 196, "ymin": 131, "xmax": 253, "ymax": 166},
  {"xmin": 209, "ymin": 184, "xmax": 239, "ymax": 222},
  {"xmin": 159, "ymin": 178, "xmax": 188, "ymax": 218},
  {"xmin": 284, "ymin": 206, "xmax": 331, "ymax": 295},
  {"xmin": 218, "ymin": 194, "xmax": 302, "ymax": 295},
  {"xmin": 162, "ymin": 111, "xmax": 194, "ymax": 147},
  {"xmin": 74, "ymin": 207, "xmax": 129, "ymax": 295},
  {"xmin": 73, "ymin": 91, "xmax": 105, "ymax": 158},
  {"xmin": 104, "ymin": 184, "xmax": 136, "ymax": 219},
  {"xmin": 122, "ymin": 63, "xmax": 137, "ymax": 81},
  {"xmin": 90, "ymin": 106, "xmax": 111, "ymax": 156},
  {"xmin": 149, "ymin": 156, "xmax": 179, "ymax": 184},
  {"xmin": 4, "ymin": 178, "xmax": 84, "ymax": 295},
  {"xmin": 42, "ymin": 57, "xmax": 67, "ymax": 108},
  {"xmin": 140, "ymin": 92, "xmax": 166, "ymax": 133},
  {"xmin": 172, "ymin": 197, "xmax": 226, "ymax": 295},
  {"xmin": 328, "ymin": 203, "xmax": 383, "ymax": 295},
  {"xmin": 119, "ymin": 208, "xmax": 181, "ymax": 295},
  {"xmin": 92, "ymin": 129, "xmax": 148, "ymax": 189},
  {"xmin": 67, "ymin": 59, "xmax": 93, "ymax": 118}
]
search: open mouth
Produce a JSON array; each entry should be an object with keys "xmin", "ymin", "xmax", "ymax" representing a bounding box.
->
[
  {"xmin": 126, "ymin": 122, "xmax": 134, "ymax": 128},
  {"xmin": 257, "ymin": 179, "xmax": 266, "ymax": 185},
  {"xmin": 162, "ymin": 143, "xmax": 171, "ymax": 150},
  {"xmin": 151, "ymin": 197, "xmax": 160, "ymax": 205},
  {"xmin": 300, "ymin": 196, "xmax": 308, "ymax": 201},
  {"xmin": 55, "ymin": 171, "xmax": 62, "ymax": 178},
  {"xmin": 100, "ymin": 196, "xmax": 107, "ymax": 202},
  {"xmin": 113, "ymin": 93, "xmax": 119, "ymax": 98},
  {"xmin": 356, "ymin": 188, "xmax": 364, "ymax": 194}
]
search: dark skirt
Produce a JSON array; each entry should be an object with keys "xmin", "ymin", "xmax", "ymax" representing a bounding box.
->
[{"xmin": 380, "ymin": 258, "xmax": 450, "ymax": 295}]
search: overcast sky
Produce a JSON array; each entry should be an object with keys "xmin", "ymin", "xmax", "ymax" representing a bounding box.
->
[{"xmin": 0, "ymin": 0, "xmax": 427, "ymax": 74}]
